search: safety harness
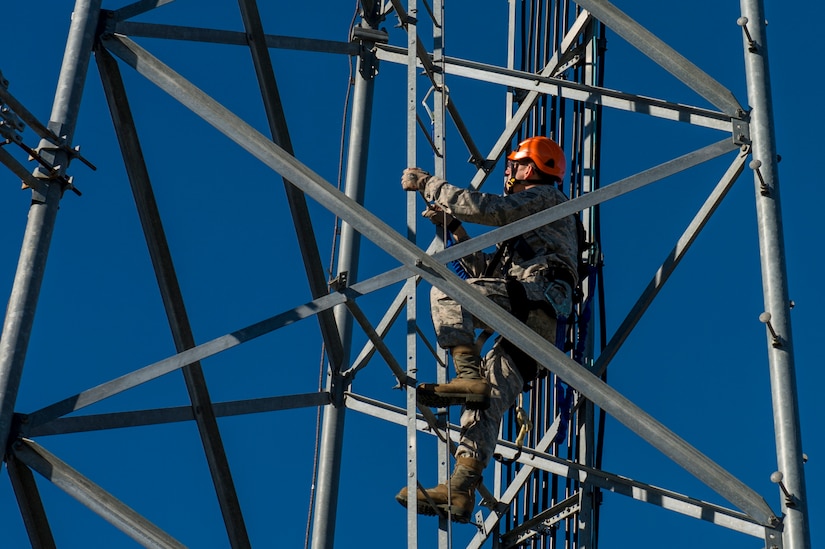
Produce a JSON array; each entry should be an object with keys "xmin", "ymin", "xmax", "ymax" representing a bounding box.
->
[
  {"xmin": 440, "ymin": 210, "xmax": 592, "ymax": 459},
  {"xmin": 481, "ymin": 234, "xmax": 577, "ymax": 385}
]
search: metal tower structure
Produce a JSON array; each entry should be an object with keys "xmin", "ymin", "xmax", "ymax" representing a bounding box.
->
[{"xmin": 0, "ymin": 1, "xmax": 808, "ymax": 548}]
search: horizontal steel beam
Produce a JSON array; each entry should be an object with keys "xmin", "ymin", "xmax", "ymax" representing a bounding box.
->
[
  {"xmin": 114, "ymin": 21, "xmax": 359, "ymax": 55},
  {"xmin": 495, "ymin": 444, "xmax": 771, "ymax": 539},
  {"xmin": 376, "ymin": 44, "xmax": 733, "ymax": 131},
  {"xmin": 346, "ymin": 393, "xmax": 770, "ymax": 540},
  {"xmin": 26, "ymin": 392, "xmax": 330, "ymax": 436}
]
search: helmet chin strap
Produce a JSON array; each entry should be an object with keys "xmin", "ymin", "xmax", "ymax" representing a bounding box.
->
[{"xmin": 504, "ymin": 176, "xmax": 526, "ymax": 194}]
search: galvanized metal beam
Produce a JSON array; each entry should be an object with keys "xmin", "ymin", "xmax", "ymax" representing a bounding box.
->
[
  {"xmin": 7, "ymin": 454, "xmax": 56, "ymax": 549},
  {"xmin": 27, "ymin": 392, "xmax": 328, "ymax": 435},
  {"xmin": 111, "ymin": 0, "xmax": 175, "ymax": 22},
  {"xmin": 574, "ymin": 21, "xmax": 604, "ymax": 549},
  {"xmin": 236, "ymin": 0, "xmax": 345, "ymax": 372},
  {"xmin": 0, "ymin": 0, "xmax": 101, "ymax": 467},
  {"xmin": 311, "ymin": 4, "xmax": 383, "ymax": 546},
  {"xmin": 387, "ymin": 0, "xmax": 489, "ymax": 173},
  {"xmin": 344, "ymin": 300, "xmax": 413, "ymax": 387},
  {"xmin": 344, "ymin": 392, "xmax": 772, "ymax": 539},
  {"xmin": 24, "ymin": 288, "xmax": 349, "ymax": 429},
  {"xmin": 95, "ymin": 44, "xmax": 251, "ymax": 549},
  {"xmin": 500, "ymin": 494, "xmax": 582, "ymax": 547},
  {"xmin": 14, "ymin": 439, "xmax": 186, "ymax": 549},
  {"xmin": 0, "ymin": 82, "xmax": 63, "ymax": 145},
  {"xmin": 574, "ymin": 0, "xmax": 744, "ymax": 116},
  {"xmin": 114, "ymin": 21, "xmax": 359, "ymax": 55},
  {"xmin": 375, "ymin": 44, "xmax": 733, "ymax": 131},
  {"xmin": 740, "ymin": 0, "xmax": 810, "ymax": 547},
  {"xmin": 399, "ymin": 0, "xmax": 422, "ymax": 544},
  {"xmin": 496, "ymin": 444, "xmax": 772, "ymax": 540},
  {"xmin": 0, "ymin": 147, "xmax": 47, "ymax": 193},
  {"xmin": 343, "ymin": 284, "xmax": 410, "ymax": 379}
]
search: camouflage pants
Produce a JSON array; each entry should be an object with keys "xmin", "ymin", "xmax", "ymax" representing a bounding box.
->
[
  {"xmin": 430, "ymin": 279, "xmax": 558, "ymax": 467},
  {"xmin": 455, "ymin": 345, "xmax": 528, "ymax": 467}
]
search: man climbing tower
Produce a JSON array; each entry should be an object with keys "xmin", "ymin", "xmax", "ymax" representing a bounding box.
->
[{"xmin": 395, "ymin": 136, "xmax": 580, "ymax": 523}]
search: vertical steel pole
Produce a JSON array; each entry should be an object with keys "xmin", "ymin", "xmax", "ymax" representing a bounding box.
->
[
  {"xmin": 430, "ymin": 1, "xmax": 448, "ymax": 545},
  {"xmin": 0, "ymin": 0, "xmax": 102, "ymax": 456},
  {"xmin": 310, "ymin": 11, "xmax": 380, "ymax": 549},
  {"xmin": 576, "ymin": 18, "xmax": 600, "ymax": 549},
  {"xmin": 403, "ymin": 1, "xmax": 420, "ymax": 545},
  {"xmin": 739, "ymin": 1, "xmax": 810, "ymax": 548}
]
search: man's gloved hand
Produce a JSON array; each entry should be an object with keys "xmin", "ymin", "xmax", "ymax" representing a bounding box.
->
[
  {"xmin": 401, "ymin": 167, "xmax": 431, "ymax": 192},
  {"xmin": 422, "ymin": 204, "xmax": 462, "ymax": 233},
  {"xmin": 422, "ymin": 204, "xmax": 453, "ymax": 226}
]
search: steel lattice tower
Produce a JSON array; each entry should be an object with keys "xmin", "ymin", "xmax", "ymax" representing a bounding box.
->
[{"xmin": 0, "ymin": 1, "xmax": 808, "ymax": 548}]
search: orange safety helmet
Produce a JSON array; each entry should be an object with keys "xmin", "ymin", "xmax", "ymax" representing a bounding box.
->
[{"xmin": 507, "ymin": 136, "xmax": 566, "ymax": 180}]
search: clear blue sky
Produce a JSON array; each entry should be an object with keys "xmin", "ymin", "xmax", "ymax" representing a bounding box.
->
[{"xmin": 0, "ymin": 1, "xmax": 820, "ymax": 548}]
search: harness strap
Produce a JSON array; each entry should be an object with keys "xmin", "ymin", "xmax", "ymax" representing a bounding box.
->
[
  {"xmin": 484, "ymin": 236, "xmax": 576, "ymax": 293},
  {"xmin": 496, "ymin": 236, "xmax": 536, "ymax": 276},
  {"xmin": 483, "ymin": 239, "xmax": 512, "ymax": 278},
  {"xmin": 500, "ymin": 278, "xmax": 543, "ymax": 385},
  {"xmin": 504, "ymin": 277, "xmax": 532, "ymax": 323},
  {"xmin": 512, "ymin": 237, "xmax": 536, "ymax": 262}
]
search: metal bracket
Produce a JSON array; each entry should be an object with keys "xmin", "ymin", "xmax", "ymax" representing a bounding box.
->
[
  {"xmin": 732, "ymin": 118, "xmax": 750, "ymax": 146},
  {"xmin": 763, "ymin": 524, "xmax": 784, "ymax": 549},
  {"xmin": 351, "ymin": 26, "xmax": 389, "ymax": 44},
  {"xmin": 0, "ymin": 73, "xmax": 93, "ymax": 197},
  {"xmin": 0, "ymin": 105, "xmax": 25, "ymax": 143},
  {"xmin": 351, "ymin": 26, "xmax": 386, "ymax": 80},
  {"xmin": 469, "ymin": 156, "xmax": 496, "ymax": 174},
  {"xmin": 472, "ymin": 510, "xmax": 487, "ymax": 534},
  {"xmin": 329, "ymin": 271, "xmax": 349, "ymax": 292},
  {"xmin": 555, "ymin": 43, "xmax": 586, "ymax": 75}
]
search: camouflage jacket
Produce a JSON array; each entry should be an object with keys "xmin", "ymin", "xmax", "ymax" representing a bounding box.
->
[{"xmin": 423, "ymin": 175, "xmax": 579, "ymax": 299}]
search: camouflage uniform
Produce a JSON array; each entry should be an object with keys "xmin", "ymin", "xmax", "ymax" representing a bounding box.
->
[
  {"xmin": 457, "ymin": 348, "xmax": 526, "ymax": 466},
  {"xmin": 421, "ymin": 174, "xmax": 579, "ymax": 467}
]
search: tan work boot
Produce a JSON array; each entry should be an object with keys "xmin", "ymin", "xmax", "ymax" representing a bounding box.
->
[
  {"xmin": 417, "ymin": 345, "xmax": 491, "ymax": 410},
  {"xmin": 394, "ymin": 456, "xmax": 483, "ymax": 523}
]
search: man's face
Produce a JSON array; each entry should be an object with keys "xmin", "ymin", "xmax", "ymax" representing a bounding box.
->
[
  {"xmin": 505, "ymin": 160, "xmax": 532, "ymax": 194},
  {"xmin": 505, "ymin": 160, "xmax": 529, "ymax": 179}
]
